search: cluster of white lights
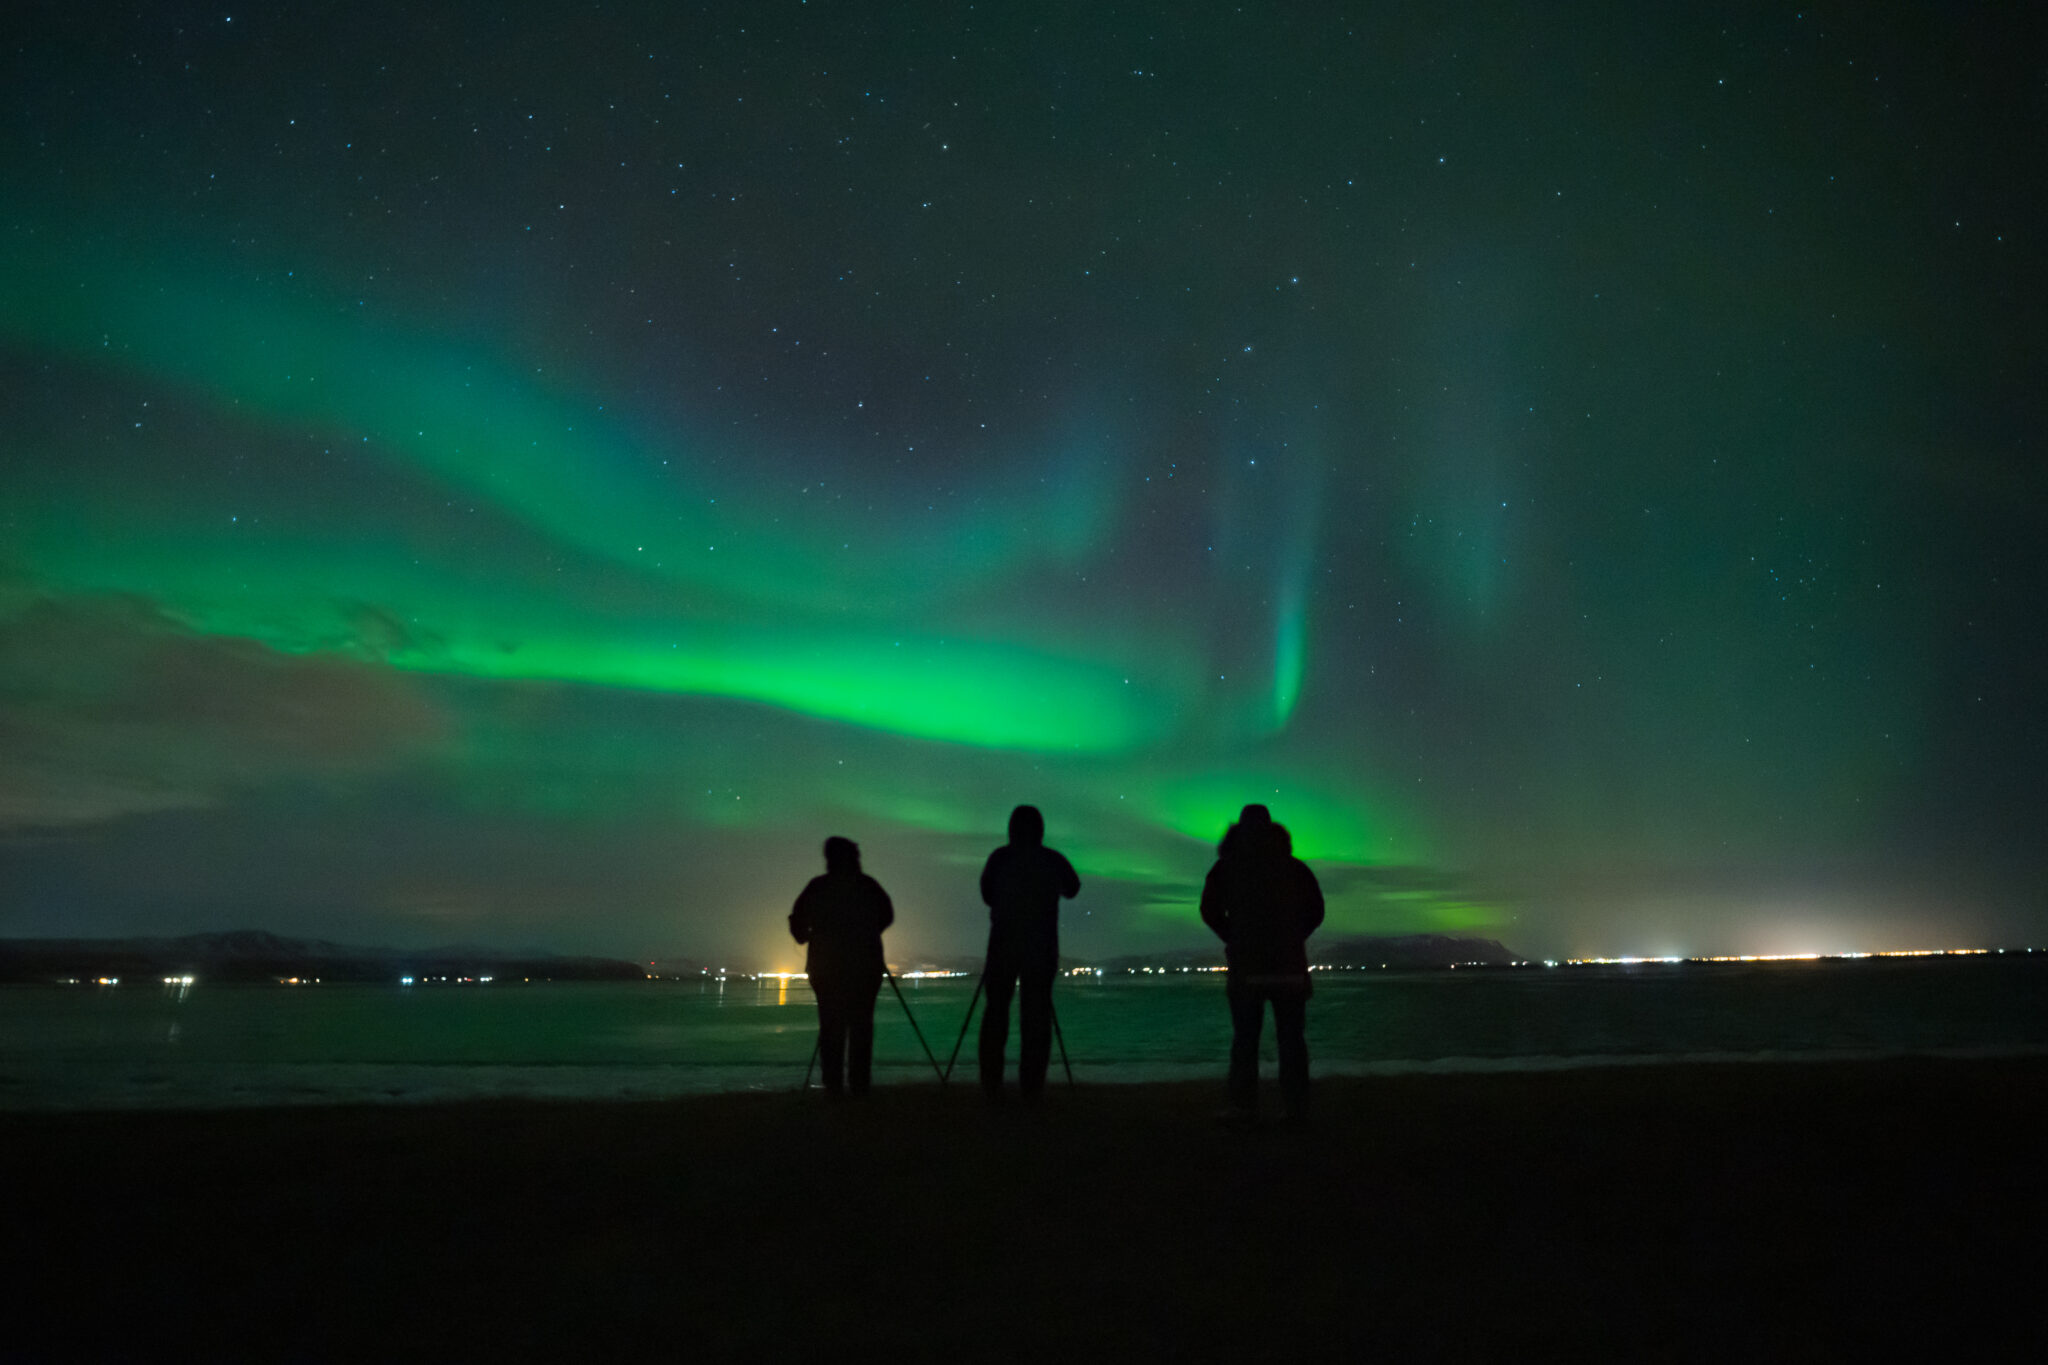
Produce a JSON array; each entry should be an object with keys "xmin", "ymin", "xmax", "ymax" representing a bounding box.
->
[
  {"xmin": 65, "ymin": 948, "xmax": 2034, "ymax": 991},
  {"xmin": 742, "ymin": 969, "xmax": 971, "ymax": 981},
  {"xmin": 1565, "ymin": 948, "xmax": 1995, "ymax": 966}
]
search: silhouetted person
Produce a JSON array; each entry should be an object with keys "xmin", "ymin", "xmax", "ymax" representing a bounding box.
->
[
  {"xmin": 1200, "ymin": 804, "xmax": 1325, "ymax": 1122},
  {"xmin": 789, "ymin": 836, "xmax": 894, "ymax": 1097},
  {"xmin": 977, "ymin": 804, "xmax": 1081, "ymax": 1101}
]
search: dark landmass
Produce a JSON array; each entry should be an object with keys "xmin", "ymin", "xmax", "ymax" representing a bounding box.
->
[
  {"xmin": 1313, "ymin": 932, "xmax": 1522, "ymax": 967},
  {"xmin": 498, "ymin": 932, "xmax": 1515, "ymax": 980},
  {"xmin": 1097, "ymin": 946, "xmax": 1227, "ymax": 972},
  {"xmin": 0, "ymin": 929, "xmax": 646, "ymax": 984},
  {"xmin": 4, "ymin": 1057, "xmax": 2042, "ymax": 1359},
  {"xmin": 874, "ymin": 954, "xmax": 1098, "ymax": 975},
  {"xmin": 1094, "ymin": 934, "xmax": 1519, "ymax": 974}
]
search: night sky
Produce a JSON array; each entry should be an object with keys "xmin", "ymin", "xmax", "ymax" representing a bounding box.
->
[{"xmin": 4, "ymin": 2, "xmax": 2043, "ymax": 966}]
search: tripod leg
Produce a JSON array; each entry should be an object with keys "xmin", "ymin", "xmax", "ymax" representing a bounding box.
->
[
  {"xmin": 1050, "ymin": 996, "xmax": 1075, "ymax": 1088},
  {"xmin": 802, "ymin": 1034, "xmax": 820, "ymax": 1092},
  {"xmin": 942, "ymin": 974, "xmax": 985, "ymax": 1084},
  {"xmin": 885, "ymin": 968, "xmax": 947, "ymax": 1083}
]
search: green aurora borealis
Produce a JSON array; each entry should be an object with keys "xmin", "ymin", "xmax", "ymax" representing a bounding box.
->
[{"xmin": 3, "ymin": 2, "xmax": 2043, "ymax": 963}]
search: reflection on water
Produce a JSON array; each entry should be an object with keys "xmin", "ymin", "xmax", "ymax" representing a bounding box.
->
[{"xmin": 1, "ymin": 957, "xmax": 2043, "ymax": 1110}]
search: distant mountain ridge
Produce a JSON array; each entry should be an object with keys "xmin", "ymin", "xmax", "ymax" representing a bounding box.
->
[{"xmin": 0, "ymin": 931, "xmax": 646, "ymax": 983}]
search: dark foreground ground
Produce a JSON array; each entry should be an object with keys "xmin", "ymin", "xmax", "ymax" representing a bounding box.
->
[{"xmin": 6, "ymin": 1057, "xmax": 2045, "ymax": 1361}]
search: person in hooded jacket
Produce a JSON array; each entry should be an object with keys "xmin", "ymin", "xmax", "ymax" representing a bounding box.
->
[
  {"xmin": 1199, "ymin": 804, "xmax": 1325, "ymax": 1122},
  {"xmin": 789, "ymin": 836, "xmax": 895, "ymax": 1097},
  {"xmin": 977, "ymin": 804, "xmax": 1081, "ymax": 1101}
]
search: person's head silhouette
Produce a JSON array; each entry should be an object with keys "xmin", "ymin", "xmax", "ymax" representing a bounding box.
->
[
  {"xmin": 1220, "ymin": 804, "xmax": 1281, "ymax": 858},
  {"xmin": 1007, "ymin": 804, "xmax": 1045, "ymax": 846},
  {"xmin": 823, "ymin": 836, "xmax": 861, "ymax": 872}
]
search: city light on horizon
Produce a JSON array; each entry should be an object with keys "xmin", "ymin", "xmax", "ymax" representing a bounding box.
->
[{"xmin": 41, "ymin": 942, "xmax": 2037, "ymax": 988}]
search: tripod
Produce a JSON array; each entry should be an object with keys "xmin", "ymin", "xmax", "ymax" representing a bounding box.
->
[
  {"xmin": 801, "ymin": 966, "xmax": 946, "ymax": 1090},
  {"xmin": 940, "ymin": 971, "xmax": 1075, "ymax": 1088}
]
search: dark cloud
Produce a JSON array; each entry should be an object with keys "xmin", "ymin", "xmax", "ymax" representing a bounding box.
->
[{"xmin": 0, "ymin": 591, "xmax": 442, "ymax": 829}]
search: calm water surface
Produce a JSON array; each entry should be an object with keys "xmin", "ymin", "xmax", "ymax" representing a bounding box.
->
[{"xmin": 4, "ymin": 956, "xmax": 2044, "ymax": 1109}]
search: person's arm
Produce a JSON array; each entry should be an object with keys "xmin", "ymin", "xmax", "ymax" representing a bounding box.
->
[
  {"xmin": 871, "ymin": 879, "xmax": 895, "ymax": 934},
  {"xmin": 979, "ymin": 849, "xmax": 1002, "ymax": 911},
  {"xmin": 1296, "ymin": 862, "xmax": 1326, "ymax": 937},
  {"xmin": 1056, "ymin": 852, "xmax": 1080, "ymax": 900},
  {"xmin": 789, "ymin": 883, "xmax": 813, "ymax": 944},
  {"xmin": 1198, "ymin": 864, "xmax": 1230, "ymax": 943}
]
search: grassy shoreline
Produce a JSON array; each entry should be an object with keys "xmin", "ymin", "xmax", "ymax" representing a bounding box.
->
[{"xmin": 9, "ymin": 1056, "xmax": 2044, "ymax": 1358}]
